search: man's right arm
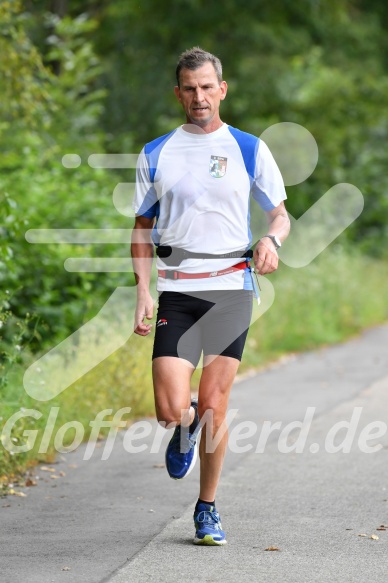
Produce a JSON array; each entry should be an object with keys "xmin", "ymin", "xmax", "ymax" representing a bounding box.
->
[{"xmin": 131, "ymin": 215, "xmax": 155, "ymax": 336}]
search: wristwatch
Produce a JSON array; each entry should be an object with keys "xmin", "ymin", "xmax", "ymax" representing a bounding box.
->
[{"xmin": 261, "ymin": 234, "xmax": 281, "ymax": 250}]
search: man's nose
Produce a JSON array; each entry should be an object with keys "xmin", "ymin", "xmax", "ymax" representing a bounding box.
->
[{"xmin": 194, "ymin": 88, "xmax": 205, "ymax": 101}]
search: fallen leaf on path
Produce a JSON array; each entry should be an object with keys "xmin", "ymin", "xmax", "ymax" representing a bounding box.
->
[
  {"xmin": 370, "ymin": 534, "xmax": 379, "ymax": 540},
  {"xmin": 153, "ymin": 464, "xmax": 165, "ymax": 469},
  {"xmin": 357, "ymin": 534, "xmax": 368, "ymax": 537},
  {"xmin": 59, "ymin": 471, "xmax": 66, "ymax": 477},
  {"xmin": 25, "ymin": 478, "xmax": 37, "ymax": 487},
  {"xmin": 376, "ymin": 528, "xmax": 386, "ymax": 531},
  {"xmin": 61, "ymin": 566, "xmax": 71, "ymax": 571},
  {"xmin": 40, "ymin": 466, "xmax": 56, "ymax": 473},
  {"xmin": 8, "ymin": 489, "xmax": 27, "ymax": 497},
  {"xmin": 264, "ymin": 546, "xmax": 280, "ymax": 551},
  {"xmin": 50, "ymin": 475, "xmax": 60, "ymax": 479}
]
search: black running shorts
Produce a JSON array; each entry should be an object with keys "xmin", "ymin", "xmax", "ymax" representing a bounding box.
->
[{"xmin": 152, "ymin": 290, "xmax": 253, "ymax": 366}]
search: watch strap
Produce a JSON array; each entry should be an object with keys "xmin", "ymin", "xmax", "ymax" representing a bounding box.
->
[{"xmin": 261, "ymin": 234, "xmax": 281, "ymax": 249}]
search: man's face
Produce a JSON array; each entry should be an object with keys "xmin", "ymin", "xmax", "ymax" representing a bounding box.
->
[{"xmin": 174, "ymin": 62, "xmax": 227, "ymax": 129}]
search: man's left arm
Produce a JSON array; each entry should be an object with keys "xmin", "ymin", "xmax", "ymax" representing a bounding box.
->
[{"xmin": 253, "ymin": 201, "xmax": 290, "ymax": 275}]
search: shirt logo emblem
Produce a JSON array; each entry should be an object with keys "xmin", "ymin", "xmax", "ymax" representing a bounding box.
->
[
  {"xmin": 209, "ymin": 155, "xmax": 227, "ymax": 178},
  {"xmin": 156, "ymin": 318, "xmax": 168, "ymax": 327}
]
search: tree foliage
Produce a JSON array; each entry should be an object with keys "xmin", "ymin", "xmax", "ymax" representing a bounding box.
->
[
  {"xmin": 0, "ymin": 1, "xmax": 127, "ymax": 361},
  {"xmin": 1, "ymin": 0, "xmax": 387, "ymax": 366}
]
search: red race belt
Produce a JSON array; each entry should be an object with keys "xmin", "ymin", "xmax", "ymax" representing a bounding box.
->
[{"xmin": 158, "ymin": 261, "xmax": 249, "ymax": 280}]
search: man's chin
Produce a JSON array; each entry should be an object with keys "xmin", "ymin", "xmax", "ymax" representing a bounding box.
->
[{"xmin": 189, "ymin": 114, "xmax": 212, "ymax": 126}]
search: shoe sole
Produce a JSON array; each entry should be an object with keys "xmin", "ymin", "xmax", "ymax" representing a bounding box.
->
[{"xmin": 193, "ymin": 534, "xmax": 227, "ymax": 546}]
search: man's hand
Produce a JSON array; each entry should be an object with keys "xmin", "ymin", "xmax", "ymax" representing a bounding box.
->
[
  {"xmin": 253, "ymin": 238, "xmax": 279, "ymax": 275},
  {"xmin": 134, "ymin": 291, "xmax": 154, "ymax": 336}
]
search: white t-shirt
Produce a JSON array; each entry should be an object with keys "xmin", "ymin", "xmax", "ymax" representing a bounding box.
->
[{"xmin": 133, "ymin": 123, "xmax": 286, "ymax": 292}]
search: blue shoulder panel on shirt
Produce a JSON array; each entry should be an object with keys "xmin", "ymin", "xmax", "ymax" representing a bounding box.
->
[
  {"xmin": 137, "ymin": 200, "xmax": 159, "ymax": 219},
  {"xmin": 144, "ymin": 129, "xmax": 176, "ymax": 183},
  {"xmin": 140, "ymin": 130, "xmax": 175, "ymax": 241},
  {"xmin": 227, "ymin": 126, "xmax": 260, "ymax": 182}
]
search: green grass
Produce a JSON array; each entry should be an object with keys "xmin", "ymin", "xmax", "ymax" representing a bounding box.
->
[
  {"xmin": 1, "ymin": 248, "xmax": 387, "ymax": 488},
  {"xmin": 243, "ymin": 246, "xmax": 388, "ymax": 368}
]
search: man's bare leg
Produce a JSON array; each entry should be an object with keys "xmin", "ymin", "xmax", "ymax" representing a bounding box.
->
[
  {"xmin": 153, "ymin": 354, "xmax": 240, "ymax": 493},
  {"xmin": 152, "ymin": 356, "xmax": 196, "ymax": 427},
  {"xmin": 197, "ymin": 355, "xmax": 240, "ymax": 502}
]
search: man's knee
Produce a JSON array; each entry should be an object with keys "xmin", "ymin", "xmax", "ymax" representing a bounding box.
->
[
  {"xmin": 156, "ymin": 401, "xmax": 192, "ymax": 426},
  {"xmin": 198, "ymin": 399, "xmax": 227, "ymax": 433}
]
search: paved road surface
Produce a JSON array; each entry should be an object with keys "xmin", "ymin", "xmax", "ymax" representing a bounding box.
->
[{"xmin": 1, "ymin": 325, "xmax": 388, "ymax": 582}]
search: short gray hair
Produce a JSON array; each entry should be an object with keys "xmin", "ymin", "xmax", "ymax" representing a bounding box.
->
[{"xmin": 176, "ymin": 47, "xmax": 223, "ymax": 86}]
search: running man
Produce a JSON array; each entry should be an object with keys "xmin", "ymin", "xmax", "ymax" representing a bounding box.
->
[{"xmin": 131, "ymin": 47, "xmax": 290, "ymax": 545}]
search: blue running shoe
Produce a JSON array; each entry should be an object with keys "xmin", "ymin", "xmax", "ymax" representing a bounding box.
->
[
  {"xmin": 165, "ymin": 398, "xmax": 200, "ymax": 480},
  {"xmin": 193, "ymin": 503, "xmax": 227, "ymax": 545}
]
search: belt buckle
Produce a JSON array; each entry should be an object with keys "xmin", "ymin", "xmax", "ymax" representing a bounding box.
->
[{"xmin": 164, "ymin": 270, "xmax": 178, "ymax": 280}]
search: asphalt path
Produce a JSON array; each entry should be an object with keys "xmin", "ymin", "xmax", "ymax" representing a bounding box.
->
[{"xmin": 1, "ymin": 324, "xmax": 388, "ymax": 583}]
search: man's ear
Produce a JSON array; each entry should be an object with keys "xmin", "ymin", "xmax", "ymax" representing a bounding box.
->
[
  {"xmin": 220, "ymin": 80, "xmax": 228, "ymax": 101},
  {"xmin": 174, "ymin": 85, "xmax": 181, "ymax": 102}
]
